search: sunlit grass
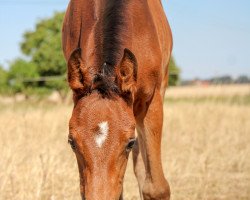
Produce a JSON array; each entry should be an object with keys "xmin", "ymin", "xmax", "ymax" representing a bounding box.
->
[{"xmin": 0, "ymin": 84, "xmax": 249, "ymax": 200}]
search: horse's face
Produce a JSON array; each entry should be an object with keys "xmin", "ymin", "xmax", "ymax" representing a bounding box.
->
[
  {"xmin": 69, "ymin": 93, "xmax": 135, "ymax": 199},
  {"xmin": 67, "ymin": 48, "xmax": 137, "ymax": 200}
]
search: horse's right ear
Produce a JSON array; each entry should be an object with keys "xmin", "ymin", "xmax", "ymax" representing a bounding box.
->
[{"xmin": 67, "ymin": 48, "xmax": 91, "ymax": 94}]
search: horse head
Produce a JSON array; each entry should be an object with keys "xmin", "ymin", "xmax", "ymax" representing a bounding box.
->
[{"xmin": 67, "ymin": 48, "xmax": 137, "ymax": 200}]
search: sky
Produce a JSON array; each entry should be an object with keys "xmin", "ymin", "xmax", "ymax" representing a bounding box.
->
[{"xmin": 0, "ymin": 0, "xmax": 250, "ymax": 80}]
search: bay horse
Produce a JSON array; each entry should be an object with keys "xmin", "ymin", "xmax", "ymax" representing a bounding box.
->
[{"xmin": 62, "ymin": 0, "xmax": 172, "ymax": 199}]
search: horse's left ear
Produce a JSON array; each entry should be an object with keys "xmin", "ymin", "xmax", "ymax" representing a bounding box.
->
[{"xmin": 117, "ymin": 48, "xmax": 138, "ymax": 99}]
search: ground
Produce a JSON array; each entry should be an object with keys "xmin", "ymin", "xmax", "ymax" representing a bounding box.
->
[{"xmin": 0, "ymin": 85, "xmax": 249, "ymax": 200}]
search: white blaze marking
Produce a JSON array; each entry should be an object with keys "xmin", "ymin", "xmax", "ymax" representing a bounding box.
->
[{"xmin": 95, "ymin": 121, "xmax": 109, "ymax": 148}]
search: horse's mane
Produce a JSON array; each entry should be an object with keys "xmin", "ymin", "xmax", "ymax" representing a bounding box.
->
[
  {"xmin": 92, "ymin": 0, "xmax": 128, "ymax": 97},
  {"xmin": 102, "ymin": 0, "xmax": 126, "ymax": 66},
  {"xmin": 102, "ymin": 0, "xmax": 128, "ymax": 72}
]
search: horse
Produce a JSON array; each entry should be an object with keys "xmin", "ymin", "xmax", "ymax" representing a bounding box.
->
[{"xmin": 62, "ymin": 0, "xmax": 172, "ymax": 199}]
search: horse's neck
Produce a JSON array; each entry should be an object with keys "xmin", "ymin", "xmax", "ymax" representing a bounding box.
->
[{"xmin": 86, "ymin": 0, "xmax": 132, "ymax": 66}]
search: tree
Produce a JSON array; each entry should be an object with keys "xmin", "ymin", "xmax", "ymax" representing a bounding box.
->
[
  {"xmin": 8, "ymin": 59, "xmax": 39, "ymax": 93},
  {"xmin": 236, "ymin": 75, "xmax": 250, "ymax": 84},
  {"xmin": 211, "ymin": 76, "xmax": 233, "ymax": 84},
  {"xmin": 21, "ymin": 12, "xmax": 65, "ymax": 76},
  {"xmin": 168, "ymin": 57, "xmax": 180, "ymax": 86},
  {"xmin": 0, "ymin": 65, "xmax": 8, "ymax": 94},
  {"xmin": 20, "ymin": 12, "xmax": 67, "ymax": 93}
]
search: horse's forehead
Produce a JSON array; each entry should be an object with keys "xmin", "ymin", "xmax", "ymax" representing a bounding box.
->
[
  {"xmin": 78, "ymin": 104, "xmax": 115, "ymax": 122},
  {"xmin": 71, "ymin": 95, "xmax": 134, "ymax": 132},
  {"xmin": 76, "ymin": 97, "xmax": 121, "ymax": 118}
]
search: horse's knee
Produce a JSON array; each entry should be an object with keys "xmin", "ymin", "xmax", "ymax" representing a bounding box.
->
[{"xmin": 142, "ymin": 178, "xmax": 170, "ymax": 200}]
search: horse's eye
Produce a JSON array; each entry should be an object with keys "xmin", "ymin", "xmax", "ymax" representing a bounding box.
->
[
  {"xmin": 126, "ymin": 138, "xmax": 136, "ymax": 152},
  {"xmin": 68, "ymin": 137, "xmax": 76, "ymax": 150}
]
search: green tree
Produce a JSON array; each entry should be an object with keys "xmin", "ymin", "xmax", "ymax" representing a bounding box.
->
[
  {"xmin": 236, "ymin": 75, "xmax": 250, "ymax": 84},
  {"xmin": 8, "ymin": 59, "xmax": 39, "ymax": 93},
  {"xmin": 20, "ymin": 12, "xmax": 67, "ymax": 92},
  {"xmin": 168, "ymin": 57, "xmax": 180, "ymax": 86},
  {"xmin": 0, "ymin": 65, "xmax": 8, "ymax": 94},
  {"xmin": 21, "ymin": 12, "xmax": 65, "ymax": 76}
]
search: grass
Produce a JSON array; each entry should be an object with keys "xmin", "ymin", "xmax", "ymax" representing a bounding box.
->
[
  {"xmin": 0, "ymin": 84, "xmax": 250, "ymax": 200},
  {"xmin": 165, "ymin": 94, "xmax": 250, "ymax": 105}
]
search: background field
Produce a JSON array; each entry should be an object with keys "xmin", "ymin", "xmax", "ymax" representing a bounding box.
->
[{"xmin": 0, "ymin": 85, "xmax": 250, "ymax": 200}]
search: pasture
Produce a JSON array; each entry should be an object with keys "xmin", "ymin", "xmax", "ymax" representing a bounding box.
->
[{"xmin": 0, "ymin": 84, "xmax": 249, "ymax": 200}]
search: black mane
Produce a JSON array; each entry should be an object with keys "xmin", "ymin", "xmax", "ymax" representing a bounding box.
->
[
  {"xmin": 91, "ymin": 0, "xmax": 128, "ymax": 97},
  {"xmin": 92, "ymin": 72, "xmax": 120, "ymax": 98},
  {"xmin": 102, "ymin": 0, "xmax": 128, "ymax": 73}
]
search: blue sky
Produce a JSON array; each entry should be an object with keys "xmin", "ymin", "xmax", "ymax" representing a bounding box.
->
[{"xmin": 0, "ymin": 0, "xmax": 250, "ymax": 79}]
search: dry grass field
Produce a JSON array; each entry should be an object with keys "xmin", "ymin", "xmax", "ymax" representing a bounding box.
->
[{"xmin": 0, "ymin": 84, "xmax": 250, "ymax": 200}]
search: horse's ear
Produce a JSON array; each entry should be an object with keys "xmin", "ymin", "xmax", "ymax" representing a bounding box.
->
[
  {"xmin": 117, "ymin": 48, "xmax": 137, "ymax": 102},
  {"xmin": 67, "ymin": 48, "xmax": 91, "ymax": 94}
]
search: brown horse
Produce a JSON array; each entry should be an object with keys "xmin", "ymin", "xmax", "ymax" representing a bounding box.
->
[{"xmin": 62, "ymin": 0, "xmax": 172, "ymax": 199}]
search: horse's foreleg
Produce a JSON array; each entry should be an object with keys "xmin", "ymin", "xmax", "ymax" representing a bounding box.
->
[{"xmin": 135, "ymin": 90, "xmax": 170, "ymax": 200}]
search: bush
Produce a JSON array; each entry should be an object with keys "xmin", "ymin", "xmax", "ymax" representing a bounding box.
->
[
  {"xmin": 8, "ymin": 59, "xmax": 39, "ymax": 93},
  {"xmin": 0, "ymin": 65, "xmax": 9, "ymax": 94}
]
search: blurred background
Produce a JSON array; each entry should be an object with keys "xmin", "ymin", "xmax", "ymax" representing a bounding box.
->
[{"xmin": 0, "ymin": 1, "xmax": 249, "ymax": 200}]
